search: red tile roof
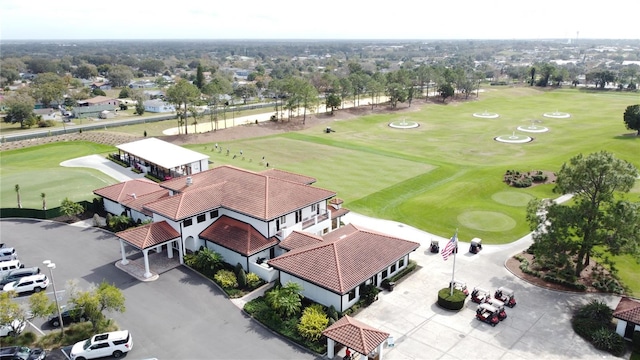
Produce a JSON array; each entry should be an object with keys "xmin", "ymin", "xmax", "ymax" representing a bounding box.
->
[
  {"xmin": 122, "ymin": 189, "xmax": 170, "ymax": 216},
  {"xmin": 268, "ymin": 224, "xmax": 419, "ymax": 294},
  {"xmin": 279, "ymin": 231, "xmax": 324, "ymax": 251},
  {"xmin": 330, "ymin": 207, "xmax": 350, "ymax": 219},
  {"xmin": 148, "ymin": 165, "xmax": 335, "ymax": 221},
  {"xmin": 94, "ymin": 179, "xmax": 162, "ymax": 203},
  {"xmin": 259, "ymin": 168, "xmax": 316, "ymax": 184},
  {"xmin": 613, "ymin": 297, "xmax": 640, "ymax": 324},
  {"xmin": 199, "ymin": 216, "xmax": 278, "ymax": 256},
  {"xmin": 322, "ymin": 315, "xmax": 389, "ymax": 355},
  {"xmin": 115, "ymin": 221, "xmax": 180, "ymax": 250}
]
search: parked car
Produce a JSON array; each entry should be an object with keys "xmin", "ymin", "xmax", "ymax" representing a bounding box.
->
[
  {"xmin": 48, "ymin": 306, "xmax": 86, "ymax": 327},
  {"xmin": 70, "ymin": 330, "xmax": 133, "ymax": 360},
  {"xmin": 0, "ymin": 267, "xmax": 41, "ymax": 287},
  {"xmin": 0, "ymin": 248, "xmax": 17, "ymax": 262},
  {"xmin": 0, "ymin": 346, "xmax": 46, "ymax": 360},
  {"xmin": 0, "ymin": 346, "xmax": 47, "ymax": 360},
  {"xmin": 2, "ymin": 274, "xmax": 49, "ymax": 295},
  {"xmin": 0, "ymin": 260, "xmax": 23, "ymax": 278},
  {"xmin": 0, "ymin": 320, "xmax": 26, "ymax": 338}
]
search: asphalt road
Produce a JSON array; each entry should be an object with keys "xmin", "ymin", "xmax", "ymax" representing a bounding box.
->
[{"xmin": 1, "ymin": 219, "xmax": 320, "ymax": 360}]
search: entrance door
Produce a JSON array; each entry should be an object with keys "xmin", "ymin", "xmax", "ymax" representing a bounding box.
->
[{"xmin": 624, "ymin": 321, "xmax": 636, "ymax": 339}]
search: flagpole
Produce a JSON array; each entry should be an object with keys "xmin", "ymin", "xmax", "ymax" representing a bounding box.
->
[{"xmin": 450, "ymin": 229, "xmax": 458, "ymax": 296}]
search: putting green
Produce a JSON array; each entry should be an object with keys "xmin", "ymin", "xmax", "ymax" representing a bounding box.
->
[
  {"xmin": 491, "ymin": 191, "xmax": 534, "ymax": 207},
  {"xmin": 458, "ymin": 211, "xmax": 516, "ymax": 232}
]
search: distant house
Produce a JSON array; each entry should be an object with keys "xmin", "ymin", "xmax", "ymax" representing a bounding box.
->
[
  {"xmin": 78, "ymin": 96, "xmax": 120, "ymax": 107},
  {"xmin": 72, "ymin": 104, "xmax": 118, "ymax": 119},
  {"xmin": 33, "ymin": 108, "xmax": 59, "ymax": 121},
  {"xmin": 144, "ymin": 100, "xmax": 175, "ymax": 113},
  {"xmin": 143, "ymin": 90, "xmax": 165, "ymax": 100},
  {"xmin": 91, "ymin": 82, "xmax": 112, "ymax": 91},
  {"xmin": 613, "ymin": 297, "xmax": 640, "ymax": 340},
  {"xmin": 129, "ymin": 81, "xmax": 156, "ymax": 89}
]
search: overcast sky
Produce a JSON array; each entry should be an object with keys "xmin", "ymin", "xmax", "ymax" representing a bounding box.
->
[{"xmin": 1, "ymin": 0, "xmax": 639, "ymax": 41}]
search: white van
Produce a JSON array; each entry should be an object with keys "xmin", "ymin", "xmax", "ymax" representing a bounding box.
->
[{"xmin": 0, "ymin": 260, "xmax": 24, "ymax": 277}]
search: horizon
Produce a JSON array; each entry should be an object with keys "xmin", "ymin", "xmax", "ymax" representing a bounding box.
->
[{"xmin": 2, "ymin": 0, "xmax": 640, "ymax": 41}]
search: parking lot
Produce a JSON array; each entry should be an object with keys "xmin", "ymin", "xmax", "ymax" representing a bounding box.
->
[{"xmin": 1, "ymin": 219, "xmax": 319, "ymax": 360}]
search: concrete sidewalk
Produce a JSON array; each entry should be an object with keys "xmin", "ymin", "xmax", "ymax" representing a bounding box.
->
[{"xmin": 60, "ymin": 154, "xmax": 147, "ymax": 182}]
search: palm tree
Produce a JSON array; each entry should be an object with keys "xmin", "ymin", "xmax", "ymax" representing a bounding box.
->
[
  {"xmin": 41, "ymin": 192, "xmax": 46, "ymax": 210},
  {"xmin": 266, "ymin": 281, "xmax": 303, "ymax": 318},
  {"xmin": 15, "ymin": 184, "xmax": 22, "ymax": 209}
]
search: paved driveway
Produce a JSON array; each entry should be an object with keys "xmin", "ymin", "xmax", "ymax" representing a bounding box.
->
[
  {"xmin": 342, "ymin": 213, "xmax": 621, "ymax": 360},
  {"xmin": 1, "ymin": 219, "xmax": 320, "ymax": 360}
]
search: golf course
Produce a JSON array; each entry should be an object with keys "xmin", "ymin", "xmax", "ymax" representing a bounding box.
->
[{"xmin": 2, "ymin": 86, "xmax": 639, "ymax": 244}]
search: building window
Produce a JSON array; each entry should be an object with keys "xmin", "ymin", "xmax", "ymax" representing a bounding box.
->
[
  {"xmin": 382, "ymin": 269, "xmax": 388, "ymax": 279},
  {"xmin": 399, "ymin": 258, "xmax": 405, "ymax": 267},
  {"xmin": 391, "ymin": 264, "xmax": 396, "ymax": 273},
  {"xmin": 197, "ymin": 214, "xmax": 206, "ymax": 223},
  {"xmin": 295, "ymin": 210, "xmax": 302, "ymax": 223},
  {"xmin": 348, "ymin": 289, "xmax": 356, "ymax": 301},
  {"xmin": 210, "ymin": 210, "xmax": 219, "ymax": 219},
  {"xmin": 184, "ymin": 218, "xmax": 193, "ymax": 227},
  {"xmin": 311, "ymin": 203, "xmax": 317, "ymax": 212}
]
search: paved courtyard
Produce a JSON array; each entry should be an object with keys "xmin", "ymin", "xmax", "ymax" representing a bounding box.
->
[{"xmin": 342, "ymin": 212, "xmax": 621, "ymax": 360}]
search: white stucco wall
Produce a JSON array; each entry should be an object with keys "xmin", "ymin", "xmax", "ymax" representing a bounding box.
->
[
  {"xmin": 616, "ymin": 319, "xmax": 640, "ymax": 339},
  {"xmin": 279, "ymin": 272, "xmax": 342, "ymax": 310},
  {"xmin": 103, "ymin": 199, "xmax": 125, "ymax": 216}
]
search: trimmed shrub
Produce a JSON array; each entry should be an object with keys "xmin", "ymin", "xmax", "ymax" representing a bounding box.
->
[
  {"xmin": 572, "ymin": 317, "xmax": 605, "ymax": 340},
  {"xmin": 576, "ymin": 300, "xmax": 613, "ymax": 324},
  {"xmin": 437, "ymin": 288, "xmax": 466, "ymax": 310},
  {"xmin": 297, "ymin": 304, "xmax": 329, "ymax": 341},
  {"xmin": 235, "ymin": 263, "xmax": 247, "ymax": 288},
  {"xmin": 246, "ymin": 272, "xmax": 261, "ymax": 288},
  {"xmin": 326, "ymin": 305, "xmax": 339, "ymax": 322},
  {"xmin": 591, "ymin": 328, "xmax": 626, "ymax": 356},
  {"xmin": 360, "ymin": 284, "xmax": 379, "ymax": 305},
  {"xmin": 214, "ymin": 270, "xmax": 238, "ymax": 288}
]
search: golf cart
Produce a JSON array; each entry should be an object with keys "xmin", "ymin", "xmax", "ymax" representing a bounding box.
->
[
  {"xmin": 486, "ymin": 298, "xmax": 508, "ymax": 320},
  {"xmin": 450, "ymin": 280, "xmax": 469, "ymax": 296},
  {"xmin": 430, "ymin": 239, "xmax": 439, "ymax": 253},
  {"xmin": 494, "ymin": 286, "xmax": 516, "ymax": 308},
  {"xmin": 471, "ymin": 287, "xmax": 491, "ymax": 304},
  {"xmin": 475, "ymin": 303, "xmax": 500, "ymax": 327},
  {"xmin": 469, "ymin": 238, "xmax": 482, "ymax": 254}
]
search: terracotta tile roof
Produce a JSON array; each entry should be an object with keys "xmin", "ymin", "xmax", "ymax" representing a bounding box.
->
[
  {"xmin": 268, "ymin": 224, "xmax": 419, "ymax": 294},
  {"xmin": 613, "ymin": 297, "xmax": 640, "ymax": 324},
  {"xmin": 123, "ymin": 189, "xmax": 170, "ymax": 216},
  {"xmin": 115, "ymin": 221, "xmax": 180, "ymax": 250},
  {"xmin": 152, "ymin": 165, "xmax": 335, "ymax": 220},
  {"xmin": 94, "ymin": 179, "xmax": 162, "ymax": 203},
  {"xmin": 322, "ymin": 315, "xmax": 389, "ymax": 355},
  {"xmin": 259, "ymin": 168, "xmax": 316, "ymax": 184},
  {"xmin": 143, "ymin": 183, "xmax": 225, "ymax": 220},
  {"xmin": 199, "ymin": 215, "xmax": 278, "ymax": 256},
  {"xmin": 279, "ymin": 231, "xmax": 324, "ymax": 251},
  {"xmin": 330, "ymin": 207, "xmax": 350, "ymax": 219}
]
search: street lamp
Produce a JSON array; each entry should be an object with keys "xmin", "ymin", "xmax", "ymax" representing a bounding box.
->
[{"xmin": 43, "ymin": 260, "xmax": 65, "ymax": 336}]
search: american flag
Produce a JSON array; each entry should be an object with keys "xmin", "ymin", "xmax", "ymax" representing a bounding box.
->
[{"xmin": 441, "ymin": 232, "xmax": 458, "ymax": 261}]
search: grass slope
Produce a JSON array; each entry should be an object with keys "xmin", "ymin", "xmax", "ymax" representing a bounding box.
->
[{"xmin": 0, "ymin": 142, "xmax": 116, "ymax": 209}]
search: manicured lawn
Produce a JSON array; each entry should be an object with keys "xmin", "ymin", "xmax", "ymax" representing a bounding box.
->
[
  {"xmin": 189, "ymin": 87, "xmax": 640, "ymax": 244},
  {"xmin": 0, "ymin": 142, "xmax": 116, "ymax": 209}
]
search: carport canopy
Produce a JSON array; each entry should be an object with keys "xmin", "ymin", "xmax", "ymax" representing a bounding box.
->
[
  {"xmin": 115, "ymin": 221, "xmax": 181, "ymax": 278},
  {"xmin": 322, "ymin": 315, "xmax": 389, "ymax": 358}
]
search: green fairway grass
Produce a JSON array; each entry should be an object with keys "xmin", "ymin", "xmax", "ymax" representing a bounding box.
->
[
  {"xmin": 189, "ymin": 87, "xmax": 640, "ymax": 243},
  {"xmin": 1, "ymin": 142, "xmax": 116, "ymax": 209}
]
